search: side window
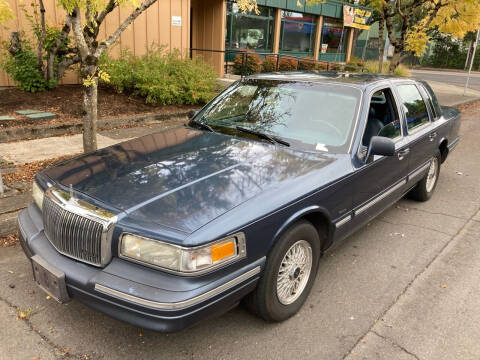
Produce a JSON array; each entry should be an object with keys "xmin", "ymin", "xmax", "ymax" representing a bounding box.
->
[
  {"xmin": 421, "ymin": 82, "xmax": 442, "ymax": 120},
  {"xmin": 362, "ymin": 88, "xmax": 401, "ymax": 147},
  {"xmin": 396, "ymin": 84, "xmax": 430, "ymax": 131}
]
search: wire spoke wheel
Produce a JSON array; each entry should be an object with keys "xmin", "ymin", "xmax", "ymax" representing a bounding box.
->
[
  {"xmin": 426, "ymin": 157, "xmax": 438, "ymax": 193},
  {"xmin": 276, "ymin": 240, "xmax": 313, "ymax": 305}
]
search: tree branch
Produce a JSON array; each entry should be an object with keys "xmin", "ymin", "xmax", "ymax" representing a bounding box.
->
[
  {"xmin": 57, "ymin": 54, "xmax": 81, "ymax": 79},
  {"xmin": 37, "ymin": 0, "xmax": 46, "ymax": 73},
  {"xmin": 71, "ymin": 7, "xmax": 90, "ymax": 60},
  {"xmin": 95, "ymin": 0, "xmax": 158, "ymax": 57},
  {"xmin": 47, "ymin": 16, "xmax": 73, "ymax": 81}
]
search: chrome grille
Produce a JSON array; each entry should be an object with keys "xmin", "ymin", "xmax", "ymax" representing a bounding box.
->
[{"xmin": 42, "ymin": 188, "xmax": 116, "ymax": 267}]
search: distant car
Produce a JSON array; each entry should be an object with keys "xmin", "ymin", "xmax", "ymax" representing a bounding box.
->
[{"xmin": 18, "ymin": 72, "xmax": 460, "ymax": 332}]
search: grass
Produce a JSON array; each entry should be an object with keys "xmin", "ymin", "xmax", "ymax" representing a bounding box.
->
[{"xmin": 363, "ymin": 60, "xmax": 411, "ymax": 77}]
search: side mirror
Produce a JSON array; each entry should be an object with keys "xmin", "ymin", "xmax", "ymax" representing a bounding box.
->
[
  {"xmin": 367, "ymin": 136, "xmax": 395, "ymax": 159},
  {"xmin": 188, "ymin": 109, "xmax": 199, "ymax": 119}
]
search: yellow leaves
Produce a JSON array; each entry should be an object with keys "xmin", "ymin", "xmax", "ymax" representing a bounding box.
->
[
  {"xmin": 405, "ymin": 20, "xmax": 430, "ymax": 57},
  {"xmin": 17, "ymin": 308, "xmax": 32, "ymax": 320},
  {"xmin": 98, "ymin": 69, "xmax": 110, "ymax": 83},
  {"xmin": 430, "ymin": 0, "xmax": 480, "ymax": 38},
  {"xmin": 83, "ymin": 74, "xmax": 96, "ymax": 88},
  {"xmin": 83, "ymin": 69, "xmax": 110, "ymax": 87},
  {"xmin": 0, "ymin": 0, "xmax": 14, "ymax": 26},
  {"xmin": 235, "ymin": 0, "xmax": 259, "ymax": 15}
]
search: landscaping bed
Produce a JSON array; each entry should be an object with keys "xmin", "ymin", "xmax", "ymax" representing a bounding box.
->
[
  {"xmin": 0, "ymin": 85, "xmax": 203, "ymax": 142},
  {"xmin": 0, "ymin": 85, "xmax": 199, "ymax": 129}
]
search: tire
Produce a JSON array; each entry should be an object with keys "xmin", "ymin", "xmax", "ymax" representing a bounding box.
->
[
  {"xmin": 408, "ymin": 151, "xmax": 441, "ymax": 202},
  {"xmin": 244, "ymin": 220, "xmax": 321, "ymax": 322}
]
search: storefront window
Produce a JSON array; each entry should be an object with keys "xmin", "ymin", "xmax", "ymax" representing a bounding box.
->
[
  {"xmin": 320, "ymin": 18, "xmax": 346, "ymax": 54},
  {"xmin": 225, "ymin": 2, "xmax": 275, "ymax": 52},
  {"xmin": 280, "ymin": 11, "xmax": 316, "ymax": 54}
]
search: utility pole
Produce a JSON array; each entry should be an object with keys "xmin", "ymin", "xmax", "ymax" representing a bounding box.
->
[{"xmin": 464, "ymin": 28, "xmax": 480, "ymax": 96}]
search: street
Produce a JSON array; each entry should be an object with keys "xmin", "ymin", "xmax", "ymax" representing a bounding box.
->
[
  {"xmin": 0, "ymin": 101, "xmax": 479, "ymax": 359},
  {"xmin": 412, "ymin": 69, "xmax": 480, "ymax": 92}
]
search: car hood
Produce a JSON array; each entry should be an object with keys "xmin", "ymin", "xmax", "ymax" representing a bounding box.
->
[{"xmin": 42, "ymin": 127, "xmax": 336, "ymax": 234}]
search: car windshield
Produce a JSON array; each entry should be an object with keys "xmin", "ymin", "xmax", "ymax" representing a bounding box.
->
[{"xmin": 196, "ymin": 79, "xmax": 361, "ymax": 152}]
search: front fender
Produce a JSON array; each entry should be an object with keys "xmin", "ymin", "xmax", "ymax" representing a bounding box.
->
[{"xmin": 269, "ymin": 205, "xmax": 332, "ymax": 251}]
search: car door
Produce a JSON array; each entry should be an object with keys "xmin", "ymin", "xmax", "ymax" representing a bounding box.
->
[
  {"xmin": 393, "ymin": 83, "xmax": 436, "ymax": 180},
  {"xmin": 346, "ymin": 86, "xmax": 410, "ymax": 233}
]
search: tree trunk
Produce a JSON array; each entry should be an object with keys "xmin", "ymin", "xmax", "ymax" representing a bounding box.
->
[
  {"xmin": 378, "ymin": 18, "xmax": 384, "ymax": 73},
  {"xmin": 82, "ymin": 74, "xmax": 98, "ymax": 153},
  {"xmin": 389, "ymin": 50, "xmax": 409, "ymax": 73}
]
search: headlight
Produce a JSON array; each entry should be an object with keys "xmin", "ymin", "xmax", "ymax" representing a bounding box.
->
[
  {"xmin": 119, "ymin": 233, "xmax": 246, "ymax": 274},
  {"xmin": 32, "ymin": 181, "xmax": 45, "ymax": 210}
]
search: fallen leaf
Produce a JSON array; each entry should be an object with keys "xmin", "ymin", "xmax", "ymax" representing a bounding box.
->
[
  {"xmin": 361, "ymin": 339, "xmax": 367, "ymax": 344},
  {"xmin": 456, "ymin": 171, "xmax": 463, "ymax": 175},
  {"xmin": 440, "ymin": 284, "xmax": 447, "ymax": 288},
  {"xmin": 46, "ymin": 295, "xmax": 51, "ymax": 300},
  {"xmin": 7, "ymin": 270, "xmax": 13, "ymax": 274}
]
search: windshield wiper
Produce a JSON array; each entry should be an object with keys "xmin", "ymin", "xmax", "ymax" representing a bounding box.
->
[
  {"xmin": 190, "ymin": 119, "xmax": 215, "ymax": 133},
  {"xmin": 235, "ymin": 126, "xmax": 290, "ymax": 147}
]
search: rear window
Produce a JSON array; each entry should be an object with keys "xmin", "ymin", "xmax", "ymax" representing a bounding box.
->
[{"xmin": 421, "ymin": 81, "xmax": 442, "ymax": 120}]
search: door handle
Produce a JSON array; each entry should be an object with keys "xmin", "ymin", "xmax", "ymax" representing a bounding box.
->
[
  {"xmin": 397, "ymin": 148, "xmax": 410, "ymax": 160},
  {"xmin": 429, "ymin": 132, "xmax": 438, "ymax": 142}
]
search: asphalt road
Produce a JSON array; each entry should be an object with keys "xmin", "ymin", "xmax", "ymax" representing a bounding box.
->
[
  {"xmin": 1, "ymin": 105, "xmax": 480, "ymax": 360},
  {"xmin": 411, "ymin": 69, "xmax": 480, "ymax": 92}
]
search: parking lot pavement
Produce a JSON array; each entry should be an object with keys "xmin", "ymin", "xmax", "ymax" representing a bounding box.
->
[{"xmin": 0, "ymin": 104, "xmax": 479, "ymax": 360}]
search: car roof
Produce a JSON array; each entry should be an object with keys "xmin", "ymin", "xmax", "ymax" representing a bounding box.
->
[{"xmin": 246, "ymin": 71, "xmax": 414, "ymax": 89}]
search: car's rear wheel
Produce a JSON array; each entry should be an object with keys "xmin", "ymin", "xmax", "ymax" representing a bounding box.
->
[
  {"xmin": 409, "ymin": 151, "xmax": 441, "ymax": 202},
  {"xmin": 244, "ymin": 221, "xmax": 321, "ymax": 321}
]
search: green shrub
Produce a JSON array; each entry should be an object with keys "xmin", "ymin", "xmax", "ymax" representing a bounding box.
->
[
  {"xmin": 1, "ymin": 36, "xmax": 54, "ymax": 92},
  {"xmin": 316, "ymin": 62, "xmax": 328, "ymax": 71},
  {"xmin": 298, "ymin": 57, "xmax": 316, "ymax": 70},
  {"xmin": 393, "ymin": 64, "xmax": 411, "ymax": 77},
  {"xmin": 278, "ymin": 57, "xmax": 298, "ymax": 71},
  {"xmin": 100, "ymin": 49, "xmax": 217, "ymax": 105},
  {"xmin": 233, "ymin": 52, "xmax": 261, "ymax": 75},
  {"xmin": 262, "ymin": 56, "xmax": 277, "ymax": 73}
]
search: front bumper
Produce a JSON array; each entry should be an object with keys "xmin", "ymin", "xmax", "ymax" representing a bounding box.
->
[{"xmin": 18, "ymin": 205, "xmax": 264, "ymax": 332}]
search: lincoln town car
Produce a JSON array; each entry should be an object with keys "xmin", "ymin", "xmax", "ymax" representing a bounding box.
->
[{"xmin": 18, "ymin": 72, "xmax": 460, "ymax": 332}]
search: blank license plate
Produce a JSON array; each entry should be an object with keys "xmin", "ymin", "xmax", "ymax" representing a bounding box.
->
[{"xmin": 31, "ymin": 255, "xmax": 71, "ymax": 303}]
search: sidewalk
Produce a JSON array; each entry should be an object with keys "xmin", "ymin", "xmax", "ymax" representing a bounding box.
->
[
  {"xmin": 425, "ymin": 80, "xmax": 480, "ymax": 107},
  {"xmin": 346, "ymin": 212, "xmax": 480, "ymax": 360}
]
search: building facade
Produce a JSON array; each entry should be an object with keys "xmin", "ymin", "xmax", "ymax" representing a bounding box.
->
[{"xmin": 0, "ymin": 0, "xmax": 370, "ymax": 86}]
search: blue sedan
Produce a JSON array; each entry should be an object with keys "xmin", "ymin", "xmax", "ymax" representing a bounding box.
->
[{"xmin": 18, "ymin": 72, "xmax": 460, "ymax": 332}]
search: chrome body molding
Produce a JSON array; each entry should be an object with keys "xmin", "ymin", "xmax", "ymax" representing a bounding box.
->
[
  {"xmin": 447, "ymin": 137, "xmax": 460, "ymax": 151},
  {"xmin": 94, "ymin": 265, "xmax": 261, "ymax": 310},
  {"xmin": 408, "ymin": 161, "xmax": 432, "ymax": 182},
  {"xmin": 43, "ymin": 187, "xmax": 117, "ymax": 267},
  {"xmin": 355, "ymin": 179, "xmax": 407, "ymax": 216},
  {"xmin": 335, "ymin": 215, "xmax": 352, "ymax": 228}
]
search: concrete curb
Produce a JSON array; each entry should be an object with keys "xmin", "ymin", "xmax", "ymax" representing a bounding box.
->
[
  {"xmin": 452, "ymin": 97, "xmax": 480, "ymax": 109},
  {"xmin": 0, "ymin": 110, "xmax": 195, "ymax": 143}
]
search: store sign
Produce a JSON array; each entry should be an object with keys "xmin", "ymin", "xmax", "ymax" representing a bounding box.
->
[
  {"xmin": 321, "ymin": 44, "xmax": 328, "ymax": 53},
  {"xmin": 172, "ymin": 16, "xmax": 182, "ymax": 27},
  {"xmin": 343, "ymin": 5, "xmax": 372, "ymax": 30}
]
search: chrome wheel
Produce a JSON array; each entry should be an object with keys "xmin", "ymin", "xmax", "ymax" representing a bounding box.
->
[
  {"xmin": 276, "ymin": 240, "xmax": 313, "ymax": 305},
  {"xmin": 426, "ymin": 157, "xmax": 438, "ymax": 193}
]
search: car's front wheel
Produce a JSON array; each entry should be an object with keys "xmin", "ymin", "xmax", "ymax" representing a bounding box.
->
[
  {"xmin": 409, "ymin": 151, "xmax": 441, "ymax": 202},
  {"xmin": 244, "ymin": 220, "xmax": 321, "ymax": 321}
]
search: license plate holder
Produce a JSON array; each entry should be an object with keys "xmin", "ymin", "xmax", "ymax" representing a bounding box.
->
[{"xmin": 31, "ymin": 255, "xmax": 71, "ymax": 303}]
